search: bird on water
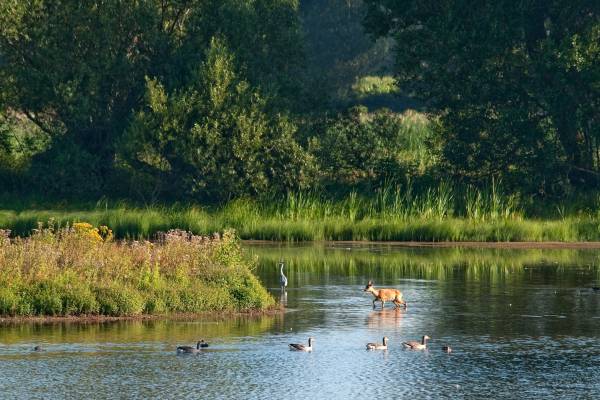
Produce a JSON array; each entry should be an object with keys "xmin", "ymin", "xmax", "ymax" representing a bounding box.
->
[
  {"xmin": 177, "ymin": 340, "xmax": 209, "ymax": 354},
  {"xmin": 403, "ymin": 335, "xmax": 430, "ymax": 350},
  {"xmin": 289, "ymin": 337, "xmax": 314, "ymax": 352},
  {"xmin": 279, "ymin": 260, "xmax": 288, "ymax": 289},
  {"xmin": 366, "ymin": 336, "xmax": 388, "ymax": 350}
]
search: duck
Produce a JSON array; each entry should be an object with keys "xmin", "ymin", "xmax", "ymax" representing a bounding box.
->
[
  {"xmin": 33, "ymin": 345, "xmax": 44, "ymax": 352},
  {"xmin": 289, "ymin": 337, "xmax": 314, "ymax": 352},
  {"xmin": 403, "ymin": 335, "xmax": 430, "ymax": 350},
  {"xmin": 366, "ymin": 336, "xmax": 388, "ymax": 350},
  {"xmin": 442, "ymin": 345, "xmax": 452, "ymax": 353},
  {"xmin": 176, "ymin": 340, "xmax": 209, "ymax": 354}
]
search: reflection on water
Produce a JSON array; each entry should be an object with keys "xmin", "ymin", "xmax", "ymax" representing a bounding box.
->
[
  {"xmin": 1, "ymin": 243, "xmax": 600, "ymax": 398},
  {"xmin": 366, "ymin": 308, "xmax": 405, "ymax": 329}
]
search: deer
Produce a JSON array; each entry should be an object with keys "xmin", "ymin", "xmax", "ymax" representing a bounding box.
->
[{"xmin": 363, "ymin": 281, "xmax": 407, "ymax": 310}]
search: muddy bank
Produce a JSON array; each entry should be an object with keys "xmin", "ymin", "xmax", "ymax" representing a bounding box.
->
[{"xmin": 0, "ymin": 307, "xmax": 284, "ymax": 325}]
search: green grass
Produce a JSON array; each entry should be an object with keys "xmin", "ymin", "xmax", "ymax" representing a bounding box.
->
[
  {"xmin": 352, "ymin": 75, "xmax": 398, "ymax": 98},
  {"xmin": 1, "ymin": 182, "xmax": 600, "ymax": 242},
  {"xmin": 0, "ymin": 227, "xmax": 274, "ymax": 317}
]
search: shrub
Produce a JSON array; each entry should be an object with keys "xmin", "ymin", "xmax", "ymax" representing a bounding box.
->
[
  {"xmin": 0, "ymin": 287, "xmax": 20, "ymax": 316},
  {"xmin": 96, "ymin": 284, "xmax": 144, "ymax": 316}
]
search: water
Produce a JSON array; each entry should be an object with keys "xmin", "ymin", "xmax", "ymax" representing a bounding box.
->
[{"xmin": 2, "ymin": 243, "xmax": 600, "ymax": 399}]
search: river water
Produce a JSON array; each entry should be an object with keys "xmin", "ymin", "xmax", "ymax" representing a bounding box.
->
[{"xmin": 1, "ymin": 243, "xmax": 600, "ymax": 399}]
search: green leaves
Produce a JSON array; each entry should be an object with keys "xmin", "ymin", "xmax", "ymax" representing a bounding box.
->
[
  {"xmin": 124, "ymin": 37, "xmax": 310, "ymax": 201},
  {"xmin": 0, "ymin": 0, "xmax": 307, "ymax": 199},
  {"xmin": 363, "ymin": 0, "xmax": 600, "ymax": 194}
]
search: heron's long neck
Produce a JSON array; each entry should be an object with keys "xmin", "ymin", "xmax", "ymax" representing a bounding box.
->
[
  {"xmin": 422, "ymin": 337, "xmax": 428, "ymax": 345},
  {"xmin": 280, "ymin": 264, "xmax": 284, "ymax": 274},
  {"xmin": 308, "ymin": 338, "xmax": 312, "ymax": 348}
]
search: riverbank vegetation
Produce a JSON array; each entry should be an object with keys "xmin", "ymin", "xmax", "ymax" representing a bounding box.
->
[
  {"xmin": 1, "ymin": 1, "xmax": 599, "ymax": 242},
  {"xmin": 2, "ymin": 181, "xmax": 600, "ymax": 241},
  {"xmin": 0, "ymin": 225, "xmax": 274, "ymax": 317}
]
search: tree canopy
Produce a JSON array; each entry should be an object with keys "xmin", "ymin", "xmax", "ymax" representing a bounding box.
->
[
  {"xmin": 0, "ymin": 0, "xmax": 599, "ymax": 202},
  {"xmin": 364, "ymin": 0, "xmax": 600, "ymax": 192}
]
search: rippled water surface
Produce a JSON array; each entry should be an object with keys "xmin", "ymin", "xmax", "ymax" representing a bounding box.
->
[{"xmin": 2, "ymin": 244, "xmax": 600, "ymax": 399}]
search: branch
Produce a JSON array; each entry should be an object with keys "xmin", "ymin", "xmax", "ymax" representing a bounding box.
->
[
  {"xmin": 166, "ymin": 2, "xmax": 191, "ymax": 36},
  {"xmin": 22, "ymin": 109, "xmax": 56, "ymax": 136}
]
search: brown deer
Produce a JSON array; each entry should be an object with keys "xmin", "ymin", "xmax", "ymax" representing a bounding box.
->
[{"xmin": 363, "ymin": 281, "xmax": 407, "ymax": 310}]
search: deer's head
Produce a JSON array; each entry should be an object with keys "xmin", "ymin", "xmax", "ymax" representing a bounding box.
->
[{"xmin": 363, "ymin": 281, "xmax": 374, "ymax": 292}]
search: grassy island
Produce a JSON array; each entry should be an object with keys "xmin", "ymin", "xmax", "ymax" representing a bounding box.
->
[{"xmin": 0, "ymin": 224, "xmax": 274, "ymax": 318}]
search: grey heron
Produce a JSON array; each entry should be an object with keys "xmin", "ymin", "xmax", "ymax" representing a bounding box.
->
[{"xmin": 279, "ymin": 260, "xmax": 288, "ymax": 289}]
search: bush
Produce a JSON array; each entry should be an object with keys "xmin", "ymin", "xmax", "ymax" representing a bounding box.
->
[
  {"xmin": 61, "ymin": 283, "xmax": 99, "ymax": 315},
  {"xmin": 95, "ymin": 284, "xmax": 145, "ymax": 316},
  {"xmin": 31, "ymin": 281, "xmax": 63, "ymax": 316},
  {"xmin": 0, "ymin": 287, "xmax": 20, "ymax": 316}
]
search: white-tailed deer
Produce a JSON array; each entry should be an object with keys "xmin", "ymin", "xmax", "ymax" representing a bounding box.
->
[{"xmin": 363, "ymin": 281, "xmax": 407, "ymax": 309}]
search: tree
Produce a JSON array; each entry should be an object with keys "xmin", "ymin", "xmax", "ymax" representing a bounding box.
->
[
  {"xmin": 122, "ymin": 38, "xmax": 312, "ymax": 201},
  {"xmin": 363, "ymin": 0, "xmax": 600, "ymax": 193},
  {"xmin": 309, "ymin": 106, "xmax": 434, "ymax": 191},
  {"xmin": 0, "ymin": 0, "xmax": 306, "ymax": 197}
]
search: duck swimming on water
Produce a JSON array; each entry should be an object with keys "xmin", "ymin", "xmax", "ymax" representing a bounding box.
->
[
  {"xmin": 366, "ymin": 336, "xmax": 388, "ymax": 350},
  {"xmin": 403, "ymin": 335, "xmax": 430, "ymax": 350},
  {"xmin": 289, "ymin": 337, "xmax": 314, "ymax": 352},
  {"xmin": 177, "ymin": 340, "xmax": 209, "ymax": 354}
]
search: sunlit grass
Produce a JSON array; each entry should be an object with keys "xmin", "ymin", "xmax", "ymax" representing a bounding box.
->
[{"xmin": 1, "ymin": 182, "xmax": 600, "ymax": 242}]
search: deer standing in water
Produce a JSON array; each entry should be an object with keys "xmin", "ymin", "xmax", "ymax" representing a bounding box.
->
[{"xmin": 363, "ymin": 281, "xmax": 407, "ymax": 310}]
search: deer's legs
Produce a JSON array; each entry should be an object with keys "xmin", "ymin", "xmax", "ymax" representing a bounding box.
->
[
  {"xmin": 381, "ymin": 300, "xmax": 385, "ymax": 309},
  {"xmin": 372, "ymin": 299, "xmax": 377, "ymax": 309}
]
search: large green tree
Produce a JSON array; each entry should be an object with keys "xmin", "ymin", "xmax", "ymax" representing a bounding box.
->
[
  {"xmin": 122, "ymin": 38, "xmax": 311, "ymax": 201},
  {"xmin": 363, "ymin": 0, "xmax": 600, "ymax": 193},
  {"xmin": 0, "ymin": 0, "xmax": 305, "ymax": 197}
]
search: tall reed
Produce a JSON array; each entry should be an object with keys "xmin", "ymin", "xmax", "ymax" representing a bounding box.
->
[{"xmin": 1, "ymin": 182, "xmax": 599, "ymax": 242}]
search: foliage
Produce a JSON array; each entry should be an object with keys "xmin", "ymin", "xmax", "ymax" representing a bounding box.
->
[
  {"xmin": 4, "ymin": 182, "xmax": 600, "ymax": 242},
  {"xmin": 363, "ymin": 0, "xmax": 600, "ymax": 193},
  {"xmin": 352, "ymin": 76, "xmax": 398, "ymax": 98},
  {"xmin": 0, "ymin": 0, "xmax": 306, "ymax": 198},
  {"xmin": 122, "ymin": 38, "xmax": 312, "ymax": 201},
  {"xmin": 309, "ymin": 106, "xmax": 435, "ymax": 190},
  {"xmin": 300, "ymin": 0, "xmax": 394, "ymax": 103},
  {"xmin": 1, "ymin": 1, "xmax": 600, "ymax": 209},
  {"xmin": 0, "ymin": 225, "xmax": 274, "ymax": 317}
]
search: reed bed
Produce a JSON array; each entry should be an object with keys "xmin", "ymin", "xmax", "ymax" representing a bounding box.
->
[
  {"xmin": 1, "ymin": 183, "xmax": 600, "ymax": 242},
  {"xmin": 0, "ymin": 225, "xmax": 274, "ymax": 317}
]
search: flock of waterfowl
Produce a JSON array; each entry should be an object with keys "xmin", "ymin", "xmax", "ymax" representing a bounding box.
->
[{"xmin": 176, "ymin": 262, "xmax": 452, "ymax": 355}]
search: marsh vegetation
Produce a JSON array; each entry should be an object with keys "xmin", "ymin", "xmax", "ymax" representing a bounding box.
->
[{"xmin": 0, "ymin": 225, "xmax": 273, "ymax": 317}]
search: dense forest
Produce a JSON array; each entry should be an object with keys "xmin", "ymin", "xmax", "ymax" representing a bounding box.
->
[{"xmin": 0, "ymin": 0, "xmax": 599, "ymax": 210}]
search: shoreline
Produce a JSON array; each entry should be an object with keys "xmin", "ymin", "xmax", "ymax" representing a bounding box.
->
[
  {"xmin": 0, "ymin": 307, "xmax": 284, "ymax": 325},
  {"xmin": 243, "ymin": 240, "xmax": 600, "ymax": 249}
]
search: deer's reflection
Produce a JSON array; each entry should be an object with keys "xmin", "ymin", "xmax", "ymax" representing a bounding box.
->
[{"xmin": 366, "ymin": 307, "xmax": 405, "ymax": 329}]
